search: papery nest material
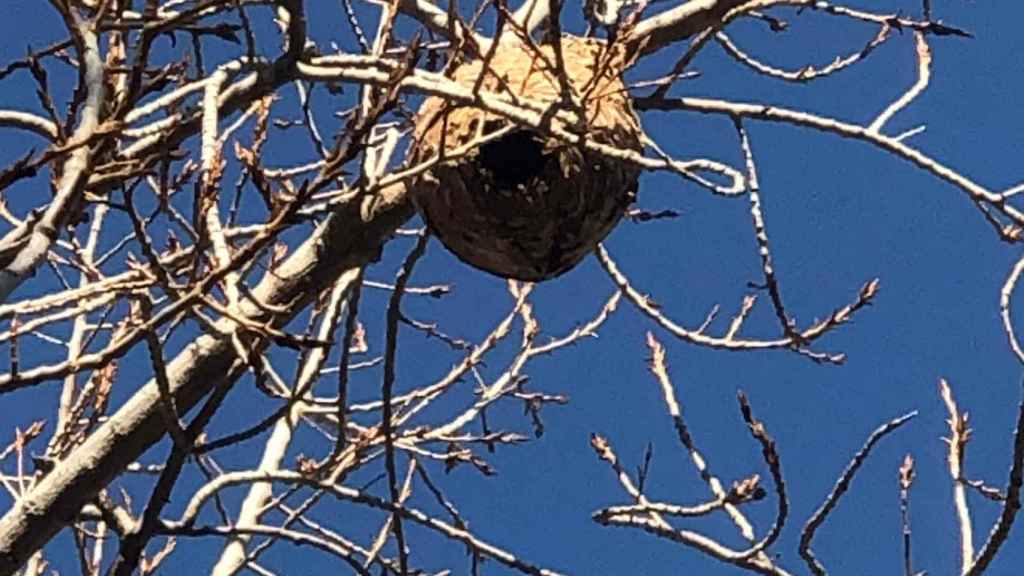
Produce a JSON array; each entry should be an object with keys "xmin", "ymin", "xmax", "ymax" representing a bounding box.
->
[{"xmin": 411, "ymin": 36, "xmax": 644, "ymax": 281}]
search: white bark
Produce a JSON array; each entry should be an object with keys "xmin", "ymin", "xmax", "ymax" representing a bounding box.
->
[
  {"xmin": 628, "ymin": 0, "xmax": 748, "ymax": 56},
  {"xmin": 209, "ymin": 271, "xmax": 359, "ymax": 576},
  {"xmin": 0, "ymin": 18, "xmax": 105, "ymax": 303},
  {"xmin": 0, "ymin": 183, "xmax": 413, "ymax": 576}
]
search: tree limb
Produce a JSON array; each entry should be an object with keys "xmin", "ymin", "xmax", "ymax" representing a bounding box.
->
[{"xmin": 0, "ymin": 183, "xmax": 413, "ymax": 576}]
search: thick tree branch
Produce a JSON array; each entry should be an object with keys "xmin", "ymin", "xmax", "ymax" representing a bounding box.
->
[
  {"xmin": 0, "ymin": 183, "xmax": 413, "ymax": 575},
  {"xmin": 626, "ymin": 0, "xmax": 747, "ymax": 57}
]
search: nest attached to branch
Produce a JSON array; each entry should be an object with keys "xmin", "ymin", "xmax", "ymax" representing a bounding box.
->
[{"xmin": 410, "ymin": 36, "xmax": 644, "ymax": 281}]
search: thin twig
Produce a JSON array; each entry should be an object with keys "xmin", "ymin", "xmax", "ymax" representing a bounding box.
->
[
  {"xmin": 716, "ymin": 24, "xmax": 891, "ymax": 84},
  {"xmin": 735, "ymin": 391, "xmax": 787, "ymax": 559},
  {"xmin": 898, "ymin": 454, "xmax": 915, "ymax": 576},
  {"xmin": 168, "ymin": 470, "xmax": 567, "ymax": 576},
  {"xmin": 965, "ymin": 381, "xmax": 1024, "ymax": 575},
  {"xmin": 799, "ymin": 411, "xmax": 917, "ymax": 576},
  {"xmin": 380, "ymin": 232, "xmax": 431, "ymax": 574},
  {"xmin": 734, "ymin": 118, "xmax": 799, "ymax": 342},
  {"xmin": 868, "ymin": 32, "xmax": 931, "ymax": 134},
  {"xmin": 939, "ymin": 379, "xmax": 974, "ymax": 573},
  {"xmin": 1000, "ymin": 253, "xmax": 1024, "ymax": 365}
]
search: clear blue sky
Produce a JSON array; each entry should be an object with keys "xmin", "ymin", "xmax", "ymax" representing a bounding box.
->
[{"xmin": 2, "ymin": 1, "xmax": 1023, "ymax": 575}]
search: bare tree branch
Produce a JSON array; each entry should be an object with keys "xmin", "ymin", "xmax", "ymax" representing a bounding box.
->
[
  {"xmin": 940, "ymin": 379, "xmax": 975, "ymax": 573},
  {"xmin": 0, "ymin": 182, "xmax": 413, "ymax": 574},
  {"xmin": 799, "ymin": 411, "xmax": 917, "ymax": 575}
]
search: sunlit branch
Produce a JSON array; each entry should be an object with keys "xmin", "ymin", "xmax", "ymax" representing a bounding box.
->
[
  {"xmin": 868, "ymin": 32, "xmax": 931, "ymax": 134},
  {"xmin": 644, "ymin": 333, "xmax": 781, "ymax": 568},
  {"xmin": 210, "ymin": 270, "xmax": 359, "ymax": 576},
  {"xmin": 999, "ymin": 253, "xmax": 1024, "ymax": 365},
  {"xmin": 597, "ymin": 244, "xmax": 875, "ymax": 362},
  {"xmin": 716, "ymin": 24, "xmax": 891, "ymax": 84},
  {"xmin": 167, "ymin": 470, "xmax": 567, "ymax": 576},
  {"xmin": 636, "ymin": 96, "xmax": 1024, "ymax": 227},
  {"xmin": 0, "ymin": 15, "xmax": 105, "ymax": 304},
  {"xmin": 0, "ymin": 110, "xmax": 59, "ymax": 140},
  {"xmin": 734, "ymin": 119, "xmax": 799, "ymax": 341},
  {"xmin": 590, "ymin": 430, "xmax": 790, "ymax": 576}
]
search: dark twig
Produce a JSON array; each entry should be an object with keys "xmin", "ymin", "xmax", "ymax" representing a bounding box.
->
[
  {"xmin": 736, "ymin": 391, "xmax": 787, "ymax": 559},
  {"xmin": 381, "ymin": 231, "xmax": 431, "ymax": 574},
  {"xmin": 340, "ymin": 0, "xmax": 371, "ymax": 53},
  {"xmin": 898, "ymin": 454, "xmax": 915, "ymax": 576},
  {"xmin": 636, "ymin": 441, "xmax": 653, "ymax": 494},
  {"xmin": 961, "ymin": 477, "xmax": 1006, "ymax": 502},
  {"xmin": 644, "ymin": 333, "xmax": 781, "ymax": 571},
  {"xmin": 734, "ymin": 118, "xmax": 800, "ymax": 343},
  {"xmin": 965, "ymin": 382, "xmax": 1024, "ymax": 576},
  {"xmin": 109, "ymin": 379, "xmax": 234, "ymax": 576},
  {"xmin": 138, "ymin": 297, "xmax": 189, "ymax": 450},
  {"xmin": 328, "ymin": 277, "xmax": 363, "ymax": 463},
  {"xmin": 192, "ymin": 396, "xmax": 294, "ymax": 454},
  {"xmin": 799, "ymin": 411, "xmax": 917, "ymax": 576},
  {"xmin": 415, "ymin": 462, "xmax": 467, "ymax": 528},
  {"xmin": 400, "ymin": 313, "xmax": 471, "ymax": 350}
]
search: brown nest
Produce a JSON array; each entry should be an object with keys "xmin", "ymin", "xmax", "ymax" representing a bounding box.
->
[{"xmin": 410, "ymin": 36, "xmax": 644, "ymax": 281}]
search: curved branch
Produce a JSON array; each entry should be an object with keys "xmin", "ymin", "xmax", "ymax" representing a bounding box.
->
[
  {"xmin": 635, "ymin": 96, "xmax": 1023, "ymax": 224},
  {"xmin": 0, "ymin": 110, "xmax": 59, "ymax": 140},
  {"xmin": 0, "ymin": 182, "xmax": 414, "ymax": 575},
  {"xmin": 0, "ymin": 17, "xmax": 104, "ymax": 304},
  {"xmin": 965, "ymin": 384, "xmax": 1024, "ymax": 575},
  {"xmin": 168, "ymin": 470, "xmax": 566, "ymax": 576},
  {"xmin": 597, "ymin": 244, "xmax": 875, "ymax": 362},
  {"xmin": 999, "ymin": 246, "xmax": 1024, "ymax": 365},
  {"xmin": 629, "ymin": 0, "xmax": 969, "ymax": 59},
  {"xmin": 395, "ymin": 0, "xmax": 491, "ymax": 52},
  {"xmin": 716, "ymin": 24, "xmax": 891, "ymax": 84},
  {"xmin": 799, "ymin": 411, "xmax": 917, "ymax": 576},
  {"xmin": 627, "ymin": 0, "xmax": 747, "ymax": 57},
  {"xmin": 868, "ymin": 32, "xmax": 931, "ymax": 134},
  {"xmin": 174, "ymin": 524, "xmax": 371, "ymax": 576}
]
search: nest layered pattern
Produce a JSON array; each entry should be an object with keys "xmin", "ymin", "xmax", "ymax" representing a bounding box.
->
[{"xmin": 412, "ymin": 36, "xmax": 644, "ymax": 281}]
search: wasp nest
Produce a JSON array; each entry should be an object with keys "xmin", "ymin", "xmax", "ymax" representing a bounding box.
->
[{"xmin": 411, "ymin": 36, "xmax": 643, "ymax": 281}]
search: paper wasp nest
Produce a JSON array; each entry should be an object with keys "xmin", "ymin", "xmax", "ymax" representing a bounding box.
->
[{"xmin": 411, "ymin": 36, "xmax": 643, "ymax": 281}]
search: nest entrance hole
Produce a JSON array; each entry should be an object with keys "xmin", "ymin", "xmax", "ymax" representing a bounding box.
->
[
  {"xmin": 477, "ymin": 124, "xmax": 548, "ymax": 189},
  {"xmin": 410, "ymin": 37, "xmax": 645, "ymax": 281}
]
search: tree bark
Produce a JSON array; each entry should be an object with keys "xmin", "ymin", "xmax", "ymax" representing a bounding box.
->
[{"xmin": 0, "ymin": 185, "xmax": 413, "ymax": 576}]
